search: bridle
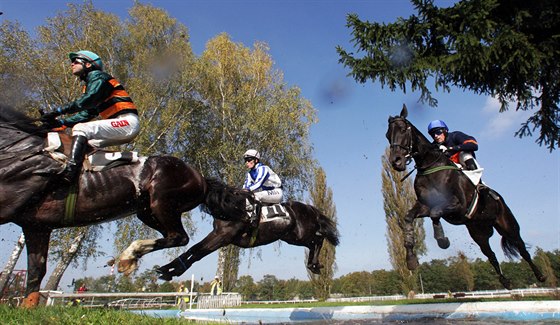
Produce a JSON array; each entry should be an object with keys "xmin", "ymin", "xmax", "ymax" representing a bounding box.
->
[
  {"xmin": 388, "ymin": 116, "xmax": 448, "ymax": 181},
  {"xmin": 388, "ymin": 117, "xmax": 414, "ymax": 164}
]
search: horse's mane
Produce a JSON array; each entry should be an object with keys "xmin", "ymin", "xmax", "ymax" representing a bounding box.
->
[{"xmin": 0, "ymin": 104, "xmax": 47, "ymax": 137}]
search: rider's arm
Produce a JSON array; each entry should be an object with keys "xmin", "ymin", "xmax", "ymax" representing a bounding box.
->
[
  {"xmin": 59, "ymin": 71, "xmax": 113, "ymax": 116},
  {"xmin": 448, "ymin": 131, "xmax": 478, "ymax": 152},
  {"xmin": 246, "ymin": 165, "xmax": 269, "ymax": 192}
]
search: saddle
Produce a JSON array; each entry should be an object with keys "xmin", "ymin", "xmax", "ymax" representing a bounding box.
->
[
  {"xmin": 258, "ymin": 203, "xmax": 290, "ymax": 223},
  {"xmin": 44, "ymin": 132, "xmax": 139, "ymax": 172}
]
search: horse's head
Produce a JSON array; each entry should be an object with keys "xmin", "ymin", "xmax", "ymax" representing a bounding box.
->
[{"xmin": 386, "ymin": 104, "xmax": 413, "ymax": 171}]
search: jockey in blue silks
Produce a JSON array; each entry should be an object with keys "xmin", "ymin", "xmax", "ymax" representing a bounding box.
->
[{"xmin": 242, "ymin": 149, "xmax": 283, "ymax": 227}]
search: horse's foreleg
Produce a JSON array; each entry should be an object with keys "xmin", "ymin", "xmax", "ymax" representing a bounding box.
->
[
  {"xmin": 22, "ymin": 228, "xmax": 52, "ymax": 308},
  {"xmin": 431, "ymin": 217, "xmax": 450, "ymax": 249},
  {"xmin": 157, "ymin": 224, "xmax": 236, "ymax": 281},
  {"xmin": 404, "ymin": 203, "xmax": 424, "ymax": 271}
]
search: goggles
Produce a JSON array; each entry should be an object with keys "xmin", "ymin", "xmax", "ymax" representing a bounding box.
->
[
  {"xmin": 71, "ymin": 57, "xmax": 88, "ymax": 65},
  {"xmin": 430, "ymin": 128, "xmax": 445, "ymax": 137},
  {"xmin": 244, "ymin": 157, "xmax": 256, "ymax": 162}
]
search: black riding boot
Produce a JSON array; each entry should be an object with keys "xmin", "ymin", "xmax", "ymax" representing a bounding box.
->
[
  {"xmin": 465, "ymin": 158, "xmax": 477, "ymax": 171},
  {"xmin": 62, "ymin": 135, "xmax": 88, "ymax": 184},
  {"xmin": 246, "ymin": 199, "xmax": 260, "ymax": 228}
]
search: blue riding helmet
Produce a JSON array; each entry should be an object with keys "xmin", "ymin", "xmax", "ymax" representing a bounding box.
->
[
  {"xmin": 69, "ymin": 50, "xmax": 103, "ymax": 70},
  {"xmin": 428, "ymin": 120, "xmax": 449, "ymax": 134}
]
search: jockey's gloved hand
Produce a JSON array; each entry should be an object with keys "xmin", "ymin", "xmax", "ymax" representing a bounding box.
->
[
  {"xmin": 41, "ymin": 117, "xmax": 63, "ymax": 129},
  {"xmin": 40, "ymin": 108, "xmax": 63, "ymax": 121},
  {"xmin": 439, "ymin": 145, "xmax": 448, "ymax": 152}
]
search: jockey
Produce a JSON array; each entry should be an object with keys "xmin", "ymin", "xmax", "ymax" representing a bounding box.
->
[
  {"xmin": 242, "ymin": 149, "xmax": 283, "ymax": 226},
  {"xmin": 40, "ymin": 50, "xmax": 140, "ymax": 184},
  {"xmin": 428, "ymin": 120, "xmax": 480, "ymax": 170}
]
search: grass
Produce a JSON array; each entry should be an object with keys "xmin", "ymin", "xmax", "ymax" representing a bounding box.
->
[{"xmin": 0, "ymin": 305, "xmax": 193, "ymax": 325}]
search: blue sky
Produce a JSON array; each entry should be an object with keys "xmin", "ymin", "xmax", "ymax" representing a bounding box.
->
[{"xmin": 1, "ymin": 0, "xmax": 558, "ymax": 291}]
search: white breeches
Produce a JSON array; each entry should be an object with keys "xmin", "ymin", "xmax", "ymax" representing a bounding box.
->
[
  {"xmin": 254, "ymin": 188, "xmax": 283, "ymax": 204},
  {"xmin": 72, "ymin": 113, "xmax": 140, "ymax": 147}
]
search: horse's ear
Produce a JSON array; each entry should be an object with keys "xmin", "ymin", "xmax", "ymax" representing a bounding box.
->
[{"xmin": 400, "ymin": 104, "xmax": 408, "ymax": 118}]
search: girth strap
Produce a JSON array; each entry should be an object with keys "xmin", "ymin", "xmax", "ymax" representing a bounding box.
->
[
  {"xmin": 64, "ymin": 184, "xmax": 79, "ymax": 225},
  {"xmin": 418, "ymin": 165, "xmax": 459, "ymax": 176}
]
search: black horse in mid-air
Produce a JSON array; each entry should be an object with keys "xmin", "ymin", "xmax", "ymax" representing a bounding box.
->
[
  {"xmin": 386, "ymin": 104, "xmax": 545, "ymax": 289},
  {"xmin": 157, "ymin": 200, "xmax": 340, "ymax": 280}
]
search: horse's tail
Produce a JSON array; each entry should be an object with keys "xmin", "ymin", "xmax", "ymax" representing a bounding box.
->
[
  {"xmin": 202, "ymin": 177, "xmax": 250, "ymax": 221},
  {"xmin": 498, "ymin": 198, "xmax": 522, "ymax": 260},
  {"xmin": 501, "ymin": 237, "xmax": 521, "ymax": 259},
  {"xmin": 317, "ymin": 214, "xmax": 340, "ymax": 247}
]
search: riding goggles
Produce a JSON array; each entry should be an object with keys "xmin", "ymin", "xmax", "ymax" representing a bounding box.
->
[
  {"xmin": 429, "ymin": 128, "xmax": 445, "ymax": 137},
  {"xmin": 71, "ymin": 58, "xmax": 88, "ymax": 65}
]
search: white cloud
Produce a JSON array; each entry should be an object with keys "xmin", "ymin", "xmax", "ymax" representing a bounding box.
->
[{"xmin": 480, "ymin": 96, "xmax": 532, "ymax": 138}]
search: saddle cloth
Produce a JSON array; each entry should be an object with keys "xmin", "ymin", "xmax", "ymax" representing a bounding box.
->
[
  {"xmin": 44, "ymin": 132, "xmax": 139, "ymax": 172},
  {"xmin": 461, "ymin": 167, "xmax": 484, "ymax": 186},
  {"xmin": 259, "ymin": 204, "xmax": 290, "ymax": 222}
]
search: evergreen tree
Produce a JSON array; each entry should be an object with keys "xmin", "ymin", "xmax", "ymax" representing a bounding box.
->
[{"xmin": 338, "ymin": 0, "xmax": 560, "ymax": 150}]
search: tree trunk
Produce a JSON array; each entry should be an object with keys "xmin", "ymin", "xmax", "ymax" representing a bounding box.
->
[
  {"xmin": 0, "ymin": 233, "xmax": 26, "ymax": 297},
  {"xmin": 43, "ymin": 230, "xmax": 87, "ymax": 291}
]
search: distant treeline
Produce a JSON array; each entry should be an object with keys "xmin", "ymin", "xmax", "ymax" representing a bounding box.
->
[{"xmin": 63, "ymin": 249, "xmax": 559, "ymax": 301}]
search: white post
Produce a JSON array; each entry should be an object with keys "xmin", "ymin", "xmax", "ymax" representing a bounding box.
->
[{"xmin": 189, "ymin": 274, "xmax": 194, "ymax": 310}]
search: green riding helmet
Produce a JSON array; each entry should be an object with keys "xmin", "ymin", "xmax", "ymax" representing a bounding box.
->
[{"xmin": 69, "ymin": 50, "xmax": 103, "ymax": 70}]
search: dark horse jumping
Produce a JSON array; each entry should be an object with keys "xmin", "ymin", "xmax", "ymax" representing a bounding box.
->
[
  {"xmin": 386, "ymin": 104, "xmax": 545, "ymax": 289},
  {"xmin": 156, "ymin": 200, "xmax": 340, "ymax": 281},
  {"xmin": 0, "ymin": 104, "xmax": 250, "ymax": 306}
]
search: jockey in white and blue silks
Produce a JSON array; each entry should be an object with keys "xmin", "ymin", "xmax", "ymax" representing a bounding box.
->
[
  {"xmin": 242, "ymin": 149, "xmax": 283, "ymax": 204},
  {"xmin": 242, "ymin": 149, "xmax": 283, "ymax": 227}
]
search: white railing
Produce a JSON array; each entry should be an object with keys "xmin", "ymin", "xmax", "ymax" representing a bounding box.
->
[
  {"xmin": 327, "ymin": 287, "xmax": 560, "ymax": 303},
  {"xmin": 196, "ymin": 293, "xmax": 242, "ymax": 309},
  {"xmin": 45, "ymin": 291, "xmax": 194, "ymax": 308}
]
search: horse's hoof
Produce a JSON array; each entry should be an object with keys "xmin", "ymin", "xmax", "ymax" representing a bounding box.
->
[
  {"xmin": 158, "ymin": 273, "xmax": 173, "ymax": 281},
  {"xmin": 307, "ymin": 263, "xmax": 323, "ymax": 275},
  {"xmin": 437, "ymin": 237, "xmax": 450, "ymax": 249},
  {"xmin": 406, "ymin": 255, "xmax": 419, "ymax": 270},
  {"xmin": 499, "ymin": 277, "xmax": 513, "ymax": 290},
  {"xmin": 22, "ymin": 292, "xmax": 41, "ymax": 308},
  {"xmin": 118, "ymin": 259, "xmax": 137, "ymax": 276}
]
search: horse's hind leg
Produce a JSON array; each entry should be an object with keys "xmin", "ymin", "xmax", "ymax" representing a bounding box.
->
[
  {"xmin": 466, "ymin": 224, "xmax": 512, "ymax": 289},
  {"xmin": 493, "ymin": 207, "xmax": 546, "ymax": 283},
  {"xmin": 21, "ymin": 228, "xmax": 52, "ymax": 307},
  {"xmin": 431, "ymin": 217, "xmax": 450, "ymax": 249},
  {"xmin": 306, "ymin": 238, "xmax": 324, "ymax": 275}
]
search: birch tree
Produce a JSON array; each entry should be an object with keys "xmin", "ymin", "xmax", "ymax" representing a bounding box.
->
[{"xmin": 0, "ymin": 233, "xmax": 25, "ymax": 295}]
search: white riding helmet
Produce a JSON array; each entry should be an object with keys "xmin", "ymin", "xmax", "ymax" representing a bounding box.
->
[{"xmin": 243, "ymin": 149, "xmax": 260, "ymax": 160}]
